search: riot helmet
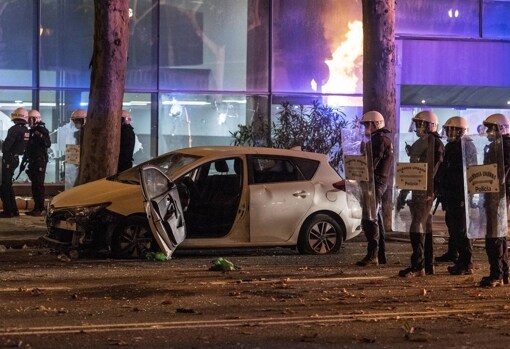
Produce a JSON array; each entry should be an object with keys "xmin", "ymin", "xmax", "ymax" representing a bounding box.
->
[
  {"xmin": 28, "ymin": 109, "xmax": 42, "ymax": 127},
  {"xmin": 442, "ymin": 116, "xmax": 468, "ymax": 142},
  {"xmin": 360, "ymin": 111, "xmax": 384, "ymax": 135},
  {"xmin": 71, "ymin": 109, "xmax": 87, "ymax": 129},
  {"xmin": 11, "ymin": 107, "xmax": 28, "ymax": 124},
  {"xmin": 409, "ymin": 110, "xmax": 438, "ymax": 137},
  {"xmin": 483, "ymin": 113, "xmax": 510, "ymax": 142},
  {"xmin": 121, "ymin": 110, "xmax": 132, "ymax": 125}
]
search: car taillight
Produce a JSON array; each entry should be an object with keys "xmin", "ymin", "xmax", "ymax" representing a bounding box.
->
[{"xmin": 332, "ymin": 181, "xmax": 345, "ymax": 191}]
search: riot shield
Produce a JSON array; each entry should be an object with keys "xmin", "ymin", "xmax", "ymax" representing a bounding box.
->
[
  {"xmin": 0, "ymin": 119, "xmax": 2, "ymax": 184},
  {"xmin": 341, "ymin": 127, "xmax": 376, "ymax": 221},
  {"xmin": 393, "ymin": 132, "xmax": 439, "ymax": 233},
  {"xmin": 463, "ymin": 134, "xmax": 508, "ymax": 239}
]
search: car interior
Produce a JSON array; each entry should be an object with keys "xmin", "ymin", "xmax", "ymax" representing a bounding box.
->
[{"xmin": 181, "ymin": 158, "xmax": 243, "ymax": 238}]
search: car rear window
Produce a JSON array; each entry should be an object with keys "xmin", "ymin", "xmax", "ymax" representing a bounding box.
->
[
  {"xmin": 251, "ymin": 156, "xmax": 319, "ymax": 184},
  {"xmin": 292, "ymin": 157, "xmax": 320, "ymax": 180}
]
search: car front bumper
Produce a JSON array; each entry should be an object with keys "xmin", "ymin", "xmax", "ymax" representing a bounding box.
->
[{"xmin": 44, "ymin": 206, "xmax": 122, "ymax": 249}]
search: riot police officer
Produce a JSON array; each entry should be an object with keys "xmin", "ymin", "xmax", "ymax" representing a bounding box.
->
[
  {"xmin": 398, "ymin": 111, "xmax": 444, "ymax": 277},
  {"xmin": 355, "ymin": 111, "xmax": 394, "ymax": 266},
  {"xmin": 436, "ymin": 116, "xmax": 477, "ymax": 275},
  {"xmin": 0, "ymin": 108, "xmax": 30, "ymax": 218},
  {"xmin": 71, "ymin": 109, "xmax": 87, "ymax": 145},
  {"xmin": 65, "ymin": 109, "xmax": 87, "ymax": 189},
  {"xmin": 479, "ymin": 113, "xmax": 510, "ymax": 287},
  {"xmin": 117, "ymin": 110, "xmax": 135, "ymax": 173},
  {"xmin": 25, "ymin": 110, "xmax": 51, "ymax": 216}
]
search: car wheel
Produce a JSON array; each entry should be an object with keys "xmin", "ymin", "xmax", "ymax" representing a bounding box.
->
[
  {"xmin": 112, "ymin": 216, "xmax": 156, "ymax": 259},
  {"xmin": 297, "ymin": 214, "xmax": 343, "ymax": 255}
]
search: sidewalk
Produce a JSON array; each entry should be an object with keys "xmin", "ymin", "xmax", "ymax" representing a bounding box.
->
[{"xmin": 0, "ymin": 212, "xmax": 48, "ymax": 249}]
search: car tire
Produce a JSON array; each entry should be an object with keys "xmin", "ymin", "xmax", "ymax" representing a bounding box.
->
[
  {"xmin": 112, "ymin": 216, "xmax": 156, "ymax": 259},
  {"xmin": 297, "ymin": 214, "xmax": 344, "ymax": 255}
]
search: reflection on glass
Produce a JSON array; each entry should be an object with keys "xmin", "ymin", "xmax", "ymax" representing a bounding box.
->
[
  {"xmin": 482, "ymin": 1, "xmax": 510, "ymax": 39},
  {"xmin": 40, "ymin": 1, "xmax": 94, "ymax": 88},
  {"xmin": 396, "ymin": 0, "xmax": 479, "ymax": 38},
  {"xmin": 0, "ymin": 0, "xmax": 34, "ymax": 87},
  {"xmin": 158, "ymin": 0, "xmax": 268, "ymax": 92},
  {"xmin": 125, "ymin": 0, "xmax": 158, "ymax": 89},
  {"xmin": 158, "ymin": 94, "xmax": 268, "ymax": 154},
  {"xmin": 122, "ymin": 93, "xmax": 152, "ymax": 165}
]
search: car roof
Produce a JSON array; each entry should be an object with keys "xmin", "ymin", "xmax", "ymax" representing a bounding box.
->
[{"xmin": 170, "ymin": 146, "xmax": 328, "ymax": 161}]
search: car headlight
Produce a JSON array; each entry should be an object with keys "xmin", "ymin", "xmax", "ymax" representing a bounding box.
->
[{"xmin": 67, "ymin": 202, "xmax": 111, "ymax": 217}]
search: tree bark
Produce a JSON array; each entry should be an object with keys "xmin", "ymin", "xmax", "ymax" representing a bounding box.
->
[
  {"xmin": 77, "ymin": 0, "xmax": 129, "ymax": 185},
  {"xmin": 362, "ymin": 0, "xmax": 396, "ymax": 230}
]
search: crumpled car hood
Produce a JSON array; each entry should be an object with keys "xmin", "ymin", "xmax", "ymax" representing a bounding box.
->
[{"xmin": 50, "ymin": 179, "xmax": 144, "ymax": 215}]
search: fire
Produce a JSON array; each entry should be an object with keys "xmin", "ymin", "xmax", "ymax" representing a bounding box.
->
[{"xmin": 319, "ymin": 20, "xmax": 363, "ymax": 105}]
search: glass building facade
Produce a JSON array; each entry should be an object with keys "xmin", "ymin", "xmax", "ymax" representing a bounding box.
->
[{"xmin": 1, "ymin": 0, "xmax": 509, "ymax": 184}]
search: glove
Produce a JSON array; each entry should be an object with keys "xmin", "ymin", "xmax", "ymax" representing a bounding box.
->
[{"xmin": 405, "ymin": 142, "xmax": 411, "ymax": 156}]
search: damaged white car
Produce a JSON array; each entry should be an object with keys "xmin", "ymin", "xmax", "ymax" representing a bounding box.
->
[{"xmin": 43, "ymin": 146, "xmax": 362, "ymax": 258}]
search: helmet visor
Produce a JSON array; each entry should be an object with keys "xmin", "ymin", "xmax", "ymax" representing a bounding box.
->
[
  {"xmin": 409, "ymin": 119, "xmax": 429, "ymax": 135},
  {"xmin": 442, "ymin": 126, "xmax": 465, "ymax": 141},
  {"xmin": 360, "ymin": 121, "xmax": 376, "ymax": 134}
]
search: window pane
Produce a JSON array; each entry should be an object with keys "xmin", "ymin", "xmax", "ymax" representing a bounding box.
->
[
  {"xmin": 158, "ymin": 94, "xmax": 268, "ymax": 154},
  {"xmin": 482, "ymin": 1, "xmax": 510, "ymax": 39},
  {"xmin": 38, "ymin": 90, "xmax": 89, "ymax": 184},
  {"xmin": 0, "ymin": 1, "xmax": 34, "ymax": 87},
  {"xmin": 272, "ymin": 0, "xmax": 362, "ymax": 94},
  {"xmin": 40, "ymin": 1, "xmax": 94, "ymax": 88},
  {"xmin": 159, "ymin": 0, "xmax": 269, "ymax": 92},
  {"xmin": 122, "ymin": 92, "xmax": 153, "ymax": 165},
  {"xmin": 0, "ymin": 90, "xmax": 33, "ymax": 148},
  {"xmin": 396, "ymin": 0, "xmax": 479, "ymax": 38},
  {"xmin": 125, "ymin": 0, "xmax": 158, "ymax": 90}
]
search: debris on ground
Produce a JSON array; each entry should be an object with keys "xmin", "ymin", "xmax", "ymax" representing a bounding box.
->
[
  {"xmin": 209, "ymin": 257, "xmax": 236, "ymax": 271},
  {"xmin": 145, "ymin": 252, "xmax": 168, "ymax": 261},
  {"xmin": 57, "ymin": 254, "xmax": 71, "ymax": 262}
]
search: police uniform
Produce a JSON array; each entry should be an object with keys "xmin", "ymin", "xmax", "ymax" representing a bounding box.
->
[
  {"xmin": 436, "ymin": 136, "xmax": 477, "ymax": 273},
  {"xmin": 117, "ymin": 123, "xmax": 135, "ymax": 173},
  {"xmin": 25, "ymin": 121, "xmax": 51, "ymax": 215},
  {"xmin": 1, "ymin": 121, "xmax": 29, "ymax": 217},
  {"xmin": 360, "ymin": 128, "xmax": 394, "ymax": 264},
  {"xmin": 403, "ymin": 132, "xmax": 444, "ymax": 275},
  {"xmin": 482, "ymin": 135, "xmax": 510, "ymax": 284}
]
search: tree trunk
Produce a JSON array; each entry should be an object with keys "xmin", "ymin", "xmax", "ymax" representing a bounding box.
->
[
  {"xmin": 77, "ymin": 0, "xmax": 129, "ymax": 185},
  {"xmin": 362, "ymin": 0, "xmax": 396, "ymax": 230}
]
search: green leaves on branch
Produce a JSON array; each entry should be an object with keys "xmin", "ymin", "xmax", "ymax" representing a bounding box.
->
[{"xmin": 231, "ymin": 101, "xmax": 350, "ymax": 172}]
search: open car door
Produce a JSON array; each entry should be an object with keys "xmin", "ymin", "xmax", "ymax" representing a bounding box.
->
[{"xmin": 139, "ymin": 165, "xmax": 186, "ymax": 258}]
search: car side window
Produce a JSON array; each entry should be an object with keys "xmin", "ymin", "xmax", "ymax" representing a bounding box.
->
[
  {"xmin": 206, "ymin": 158, "xmax": 239, "ymax": 176},
  {"xmin": 251, "ymin": 157, "xmax": 303, "ymax": 184},
  {"xmin": 188, "ymin": 158, "xmax": 243, "ymax": 200}
]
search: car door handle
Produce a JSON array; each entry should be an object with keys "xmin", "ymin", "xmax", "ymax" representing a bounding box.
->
[{"xmin": 293, "ymin": 190, "xmax": 309, "ymax": 198}]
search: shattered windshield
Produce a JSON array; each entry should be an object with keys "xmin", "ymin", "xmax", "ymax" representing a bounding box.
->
[{"xmin": 109, "ymin": 152, "xmax": 201, "ymax": 184}]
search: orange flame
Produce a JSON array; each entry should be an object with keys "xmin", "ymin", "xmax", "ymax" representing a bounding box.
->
[{"xmin": 319, "ymin": 21, "xmax": 363, "ymax": 106}]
